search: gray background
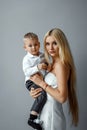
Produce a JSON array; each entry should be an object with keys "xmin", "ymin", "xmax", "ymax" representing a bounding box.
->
[{"xmin": 0, "ymin": 0, "xmax": 87, "ymax": 130}]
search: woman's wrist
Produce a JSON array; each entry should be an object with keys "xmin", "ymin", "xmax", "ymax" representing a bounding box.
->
[
  {"xmin": 40, "ymin": 81, "xmax": 49, "ymax": 90},
  {"xmin": 44, "ymin": 83, "xmax": 49, "ymax": 90}
]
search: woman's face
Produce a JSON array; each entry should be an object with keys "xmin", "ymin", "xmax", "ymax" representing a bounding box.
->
[{"xmin": 45, "ymin": 36, "xmax": 59, "ymax": 58}]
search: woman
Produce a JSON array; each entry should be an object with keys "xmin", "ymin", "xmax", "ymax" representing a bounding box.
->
[{"xmin": 30, "ymin": 28, "xmax": 79, "ymax": 130}]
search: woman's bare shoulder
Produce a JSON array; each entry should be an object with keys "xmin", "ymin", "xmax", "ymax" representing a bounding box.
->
[
  {"xmin": 54, "ymin": 61, "xmax": 69, "ymax": 80},
  {"xmin": 55, "ymin": 60, "xmax": 66, "ymax": 71}
]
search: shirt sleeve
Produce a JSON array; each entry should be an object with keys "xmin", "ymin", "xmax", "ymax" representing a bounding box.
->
[{"xmin": 22, "ymin": 57, "xmax": 39, "ymax": 77}]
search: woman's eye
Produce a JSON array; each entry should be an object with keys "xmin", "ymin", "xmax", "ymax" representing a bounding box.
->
[
  {"xmin": 53, "ymin": 42, "xmax": 57, "ymax": 45},
  {"xmin": 46, "ymin": 42, "xmax": 50, "ymax": 45}
]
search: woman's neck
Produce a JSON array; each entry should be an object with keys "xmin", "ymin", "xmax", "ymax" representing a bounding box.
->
[{"xmin": 52, "ymin": 57, "xmax": 60, "ymax": 64}]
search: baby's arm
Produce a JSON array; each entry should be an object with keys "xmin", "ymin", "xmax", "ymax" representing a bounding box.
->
[{"xmin": 23, "ymin": 58, "xmax": 39, "ymax": 77}]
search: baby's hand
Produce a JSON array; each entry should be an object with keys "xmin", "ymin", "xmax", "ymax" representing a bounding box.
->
[
  {"xmin": 37, "ymin": 63, "xmax": 48, "ymax": 70},
  {"xmin": 47, "ymin": 64, "xmax": 52, "ymax": 72}
]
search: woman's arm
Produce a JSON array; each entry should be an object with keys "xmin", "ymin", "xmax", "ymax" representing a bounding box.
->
[{"xmin": 30, "ymin": 62, "xmax": 69, "ymax": 103}]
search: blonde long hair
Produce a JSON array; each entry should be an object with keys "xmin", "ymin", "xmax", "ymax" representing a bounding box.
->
[{"xmin": 44, "ymin": 28, "xmax": 79, "ymax": 126}]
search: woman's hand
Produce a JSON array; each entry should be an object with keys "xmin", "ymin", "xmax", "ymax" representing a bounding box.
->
[
  {"xmin": 30, "ymin": 73, "xmax": 44, "ymax": 87},
  {"xmin": 30, "ymin": 87, "xmax": 42, "ymax": 98}
]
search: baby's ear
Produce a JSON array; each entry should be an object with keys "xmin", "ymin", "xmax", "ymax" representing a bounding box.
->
[{"xmin": 23, "ymin": 45, "xmax": 26, "ymax": 50}]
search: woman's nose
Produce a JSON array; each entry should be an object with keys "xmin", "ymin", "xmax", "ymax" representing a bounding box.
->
[{"xmin": 50, "ymin": 44, "xmax": 53, "ymax": 49}]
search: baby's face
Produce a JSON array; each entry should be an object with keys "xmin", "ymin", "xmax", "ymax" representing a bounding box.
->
[{"xmin": 24, "ymin": 38, "xmax": 40, "ymax": 56}]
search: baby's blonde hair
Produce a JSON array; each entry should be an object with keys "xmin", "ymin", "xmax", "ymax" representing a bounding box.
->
[{"xmin": 24, "ymin": 32, "xmax": 38, "ymax": 40}]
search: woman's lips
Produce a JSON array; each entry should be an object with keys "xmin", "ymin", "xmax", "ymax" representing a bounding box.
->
[{"xmin": 49, "ymin": 51, "xmax": 55, "ymax": 54}]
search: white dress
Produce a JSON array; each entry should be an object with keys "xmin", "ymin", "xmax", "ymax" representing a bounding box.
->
[{"xmin": 40, "ymin": 72, "xmax": 66, "ymax": 130}]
